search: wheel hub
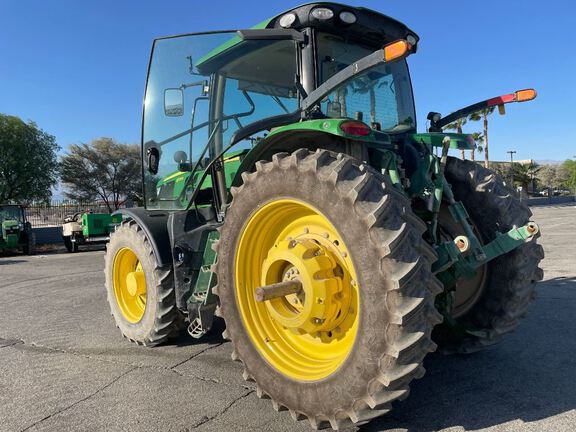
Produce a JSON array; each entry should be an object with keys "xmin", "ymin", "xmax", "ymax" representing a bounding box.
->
[
  {"xmin": 261, "ymin": 238, "xmax": 348, "ymax": 334},
  {"xmin": 112, "ymin": 248, "xmax": 147, "ymax": 323},
  {"xmin": 126, "ymin": 270, "xmax": 145, "ymax": 297},
  {"xmin": 234, "ymin": 198, "xmax": 360, "ymax": 381}
]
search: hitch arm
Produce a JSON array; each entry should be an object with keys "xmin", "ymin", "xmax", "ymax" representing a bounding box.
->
[
  {"xmin": 473, "ymin": 222, "xmax": 539, "ymax": 268},
  {"xmin": 435, "ymin": 221, "xmax": 540, "ymax": 284}
]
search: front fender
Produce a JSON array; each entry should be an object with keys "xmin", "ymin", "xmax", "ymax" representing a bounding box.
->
[{"xmin": 113, "ymin": 208, "xmax": 172, "ymax": 267}]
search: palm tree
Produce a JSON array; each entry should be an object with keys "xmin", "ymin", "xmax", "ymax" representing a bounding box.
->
[
  {"xmin": 511, "ymin": 162, "xmax": 541, "ymax": 193},
  {"xmin": 469, "ymin": 107, "xmax": 495, "ymax": 168},
  {"xmin": 469, "ymin": 132, "xmax": 484, "ymax": 161},
  {"xmin": 444, "ymin": 117, "xmax": 467, "ymax": 160}
]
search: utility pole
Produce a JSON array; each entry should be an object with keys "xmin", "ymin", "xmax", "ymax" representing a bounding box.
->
[{"xmin": 507, "ymin": 150, "xmax": 517, "ymax": 189}]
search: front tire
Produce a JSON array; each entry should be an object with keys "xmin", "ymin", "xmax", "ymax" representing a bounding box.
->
[
  {"xmin": 215, "ymin": 149, "xmax": 442, "ymax": 429},
  {"xmin": 104, "ymin": 220, "xmax": 182, "ymax": 346},
  {"xmin": 63, "ymin": 235, "xmax": 76, "ymax": 253}
]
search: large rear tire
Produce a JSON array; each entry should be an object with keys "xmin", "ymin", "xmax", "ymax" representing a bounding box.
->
[
  {"xmin": 215, "ymin": 149, "xmax": 442, "ymax": 429},
  {"xmin": 104, "ymin": 220, "xmax": 182, "ymax": 346},
  {"xmin": 433, "ymin": 157, "xmax": 544, "ymax": 353}
]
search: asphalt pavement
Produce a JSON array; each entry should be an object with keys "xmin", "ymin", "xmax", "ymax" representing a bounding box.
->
[{"xmin": 0, "ymin": 204, "xmax": 574, "ymax": 432}]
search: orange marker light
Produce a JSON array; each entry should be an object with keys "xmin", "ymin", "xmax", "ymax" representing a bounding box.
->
[
  {"xmin": 515, "ymin": 88, "xmax": 537, "ymax": 102},
  {"xmin": 384, "ymin": 40, "xmax": 410, "ymax": 62}
]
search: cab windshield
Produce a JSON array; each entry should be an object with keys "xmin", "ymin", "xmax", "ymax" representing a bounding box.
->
[
  {"xmin": 143, "ymin": 32, "xmax": 298, "ymax": 210},
  {"xmin": 316, "ymin": 32, "xmax": 416, "ymax": 131},
  {"xmin": 0, "ymin": 206, "xmax": 23, "ymax": 224}
]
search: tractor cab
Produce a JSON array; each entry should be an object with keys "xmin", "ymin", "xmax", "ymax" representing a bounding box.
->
[{"xmin": 142, "ymin": 3, "xmax": 418, "ymax": 215}]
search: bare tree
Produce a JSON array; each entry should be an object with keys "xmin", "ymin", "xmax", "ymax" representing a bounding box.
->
[{"xmin": 60, "ymin": 138, "xmax": 141, "ymax": 212}]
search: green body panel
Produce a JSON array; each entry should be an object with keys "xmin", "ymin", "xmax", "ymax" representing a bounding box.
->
[
  {"xmin": 189, "ymin": 230, "xmax": 220, "ymax": 305},
  {"xmin": 411, "ymin": 133, "xmax": 475, "ymax": 150},
  {"xmin": 156, "ymin": 150, "xmax": 246, "ymax": 206},
  {"xmin": 2, "ymin": 220, "xmax": 20, "ymax": 248},
  {"xmin": 81, "ymin": 213, "xmax": 121, "ymax": 237}
]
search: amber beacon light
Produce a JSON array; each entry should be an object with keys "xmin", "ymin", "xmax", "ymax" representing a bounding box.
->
[{"xmin": 383, "ymin": 40, "xmax": 411, "ymax": 62}]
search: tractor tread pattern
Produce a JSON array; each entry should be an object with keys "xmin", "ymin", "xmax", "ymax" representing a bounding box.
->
[
  {"xmin": 104, "ymin": 220, "xmax": 183, "ymax": 347},
  {"xmin": 213, "ymin": 149, "xmax": 442, "ymax": 430},
  {"xmin": 439, "ymin": 157, "xmax": 544, "ymax": 353}
]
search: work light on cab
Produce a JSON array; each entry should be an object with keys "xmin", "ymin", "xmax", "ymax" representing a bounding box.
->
[
  {"xmin": 310, "ymin": 7, "xmax": 334, "ymax": 20},
  {"xmin": 279, "ymin": 13, "xmax": 296, "ymax": 28},
  {"xmin": 339, "ymin": 11, "xmax": 356, "ymax": 24}
]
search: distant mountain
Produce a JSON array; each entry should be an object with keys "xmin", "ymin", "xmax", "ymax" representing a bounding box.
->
[{"xmin": 535, "ymin": 160, "xmax": 564, "ymax": 165}]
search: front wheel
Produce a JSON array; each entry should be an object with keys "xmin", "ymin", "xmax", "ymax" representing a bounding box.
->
[
  {"xmin": 63, "ymin": 235, "xmax": 76, "ymax": 253},
  {"xmin": 104, "ymin": 220, "xmax": 182, "ymax": 346},
  {"xmin": 215, "ymin": 149, "xmax": 442, "ymax": 429}
]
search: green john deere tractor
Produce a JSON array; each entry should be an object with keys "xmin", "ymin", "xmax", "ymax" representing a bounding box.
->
[
  {"xmin": 0, "ymin": 204, "xmax": 35, "ymax": 255},
  {"xmin": 104, "ymin": 3, "xmax": 544, "ymax": 429}
]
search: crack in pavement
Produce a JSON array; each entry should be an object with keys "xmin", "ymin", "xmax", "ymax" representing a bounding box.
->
[
  {"xmin": 169, "ymin": 342, "xmax": 225, "ymax": 370},
  {"xmin": 184, "ymin": 390, "xmax": 255, "ymax": 431},
  {"xmin": 19, "ymin": 367, "xmax": 136, "ymax": 432},
  {"xmin": 0, "ymin": 339, "xmax": 23, "ymax": 349}
]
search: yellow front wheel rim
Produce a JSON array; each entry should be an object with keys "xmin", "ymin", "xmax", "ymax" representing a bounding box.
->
[
  {"xmin": 113, "ymin": 247, "xmax": 147, "ymax": 323},
  {"xmin": 235, "ymin": 199, "xmax": 359, "ymax": 381}
]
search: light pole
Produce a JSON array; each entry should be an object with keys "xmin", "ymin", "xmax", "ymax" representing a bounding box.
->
[{"xmin": 507, "ymin": 150, "xmax": 517, "ymax": 189}]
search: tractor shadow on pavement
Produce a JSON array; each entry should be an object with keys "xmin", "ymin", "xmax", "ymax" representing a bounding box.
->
[
  {"xmin": 363, "ymin": 278, "xmax": 576, "ymax": 432},
  {"xmin": 169, "ymin": 317, "xmax": 227, "ymax": 348},
  {"xmin": 0, "ymin": 258, "xmax": 26, "ymax": 265}
]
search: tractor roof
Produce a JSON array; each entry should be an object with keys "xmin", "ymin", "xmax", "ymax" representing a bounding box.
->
[
  {"xmin": 196, "ymin": 2, "xmax": 418, "ymax": 74},
  {"xmin": 263, "ymin": 2, "xmax": 418, "ymax": 45}
]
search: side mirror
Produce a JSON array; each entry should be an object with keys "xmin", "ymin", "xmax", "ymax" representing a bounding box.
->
[
  {"xmin": 164, "ymin": 88, "xmax": 184, "ymax": 116},
  {"xmin": 173, "ymin": 150, "xmax": 187, "ymax": 164}
]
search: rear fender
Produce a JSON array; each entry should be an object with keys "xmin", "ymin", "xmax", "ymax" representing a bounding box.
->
[{"xmin": 231, "ymin": 129, "xmax": 366, "ymax": 189}]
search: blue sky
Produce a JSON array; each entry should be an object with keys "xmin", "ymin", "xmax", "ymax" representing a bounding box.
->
[{"xmin": 1, "ymin": 0, "xmax": 575, "ymax": 163}]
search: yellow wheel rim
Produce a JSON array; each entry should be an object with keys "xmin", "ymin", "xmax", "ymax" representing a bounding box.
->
[
  {"xmin": 113, "ymin": 247, "xmax": 147, "ymax": 323},
  {"xmin": 235, "ymin": 199, "xmax": 359, "ymax": 381}
]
